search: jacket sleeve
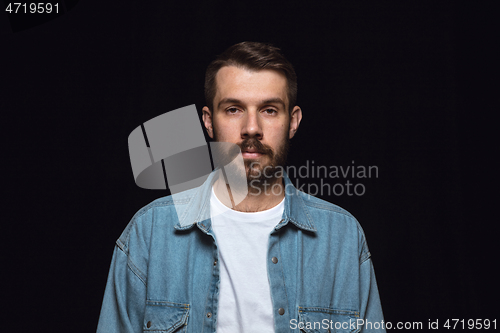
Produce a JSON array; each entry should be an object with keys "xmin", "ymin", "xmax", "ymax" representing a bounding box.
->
[
  {"xmin": 358, "ymin": 256, "xmax": 386, "ymax": 333},
  {"xmin": 96, "ymin": 243, "xmax": 147, "ymax": 333}
]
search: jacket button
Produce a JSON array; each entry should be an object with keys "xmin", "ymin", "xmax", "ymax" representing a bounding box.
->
[
  {"xmin": 271, "ymin": 257, "xmax": 278, "ymax": 264},
  {"xmin": 278, "ymin": 308, "xmax": 285, "ymax": 315},
  {"xmin": 206, "ymin": 312, "xmax": 212, "ymax": 318},
  {"xmin": 147, "ymin": 321, "xmax": 152, "ymax": 328},
  {"xmin": 214, "ymin": 261, "xmax": 217, "ymax": 266}
]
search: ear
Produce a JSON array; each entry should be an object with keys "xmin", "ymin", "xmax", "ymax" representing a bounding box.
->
[
  {"xmin": 202, "ymin": 106, "xmax": 214, "ymax": 139},
  {"xmin": 289, "ymin": 106, "xmax": 302, "ymax": 139}
]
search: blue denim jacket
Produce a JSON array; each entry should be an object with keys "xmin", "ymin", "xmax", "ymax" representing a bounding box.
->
[{"xmin": 97, "ymin": 171, "xmax": 385, "ymax": 333}]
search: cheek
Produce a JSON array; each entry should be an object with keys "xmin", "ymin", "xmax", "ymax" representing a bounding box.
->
[
  {"xmin": 278, "ymin": 123, "xmax": 290, "ymax": 137},
  {"xmin": 213, "ymin": 122, "xmax": 238, "ymax": 141},
  {"xmin": 268, "ymin": 126, "xmax": 289, "ymax": 147}
]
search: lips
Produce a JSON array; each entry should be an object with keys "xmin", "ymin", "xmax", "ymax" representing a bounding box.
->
[
  {"xmin": 238, "ymin": 138, "xmax": 273, "ymax": 158},
  {"xmin": 242, "ymin": 148, "xmax": 264, "ymax": 159},
  {"xmin": 243, "ymin": 148, "xmax": 262, "ymax": 154}
]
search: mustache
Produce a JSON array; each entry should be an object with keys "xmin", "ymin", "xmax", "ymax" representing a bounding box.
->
[{"xmin": 238, "ymin": 138, "xmax": 273, "ymax": 156}]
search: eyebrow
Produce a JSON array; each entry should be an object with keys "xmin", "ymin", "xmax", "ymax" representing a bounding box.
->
[
  {"xmin": 217, "ymin": 98, "xmax": 241, "ymax": 109},
  {"xmin": 217, "ymin": 97, "xmax": 286, "ymax": 109}
]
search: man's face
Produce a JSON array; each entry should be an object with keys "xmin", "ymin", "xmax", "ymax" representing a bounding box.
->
[{"xmin": 203, "ymin": 66, "xmax": 301, "ymax": 185}]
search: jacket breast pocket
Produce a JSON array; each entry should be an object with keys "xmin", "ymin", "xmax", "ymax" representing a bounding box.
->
[
  {"xmin": 143, "ymin": 300, "xmax": 190, "ymax": 333},
  {"xmin": 298, "ymin": 306, "xmax": 360, "ymax": 333}
]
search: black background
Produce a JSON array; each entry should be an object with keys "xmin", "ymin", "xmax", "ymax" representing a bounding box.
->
[{"xmin": 1, "ymin": 1, "xmax": 496, "ymax": 332}]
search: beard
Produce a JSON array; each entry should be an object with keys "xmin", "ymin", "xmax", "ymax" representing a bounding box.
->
[
  {"xmin": 239, "ymin": 137, "xmax": 289, "ymax": 188},
  {"xmin": 213, "ymin": 130, "xmax": 290, "ymax": 191}
]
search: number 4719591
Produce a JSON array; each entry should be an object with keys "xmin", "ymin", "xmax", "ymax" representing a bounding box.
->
[
  {"xmin": 444, "ymin": 319, "xmax": 496, "ymax": 330},
  {"xmin": 5, "ymin": 3, "xmax": 59, "ymax": 14}
]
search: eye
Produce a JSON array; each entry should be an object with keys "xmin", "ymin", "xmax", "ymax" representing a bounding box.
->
[
  {"xmin": 226, "ymin": 107, "xmax": 241, "ymax": 115},
  {"xmin": 262, "ymin": 108, "xmax": 278, "ymax": 115}
]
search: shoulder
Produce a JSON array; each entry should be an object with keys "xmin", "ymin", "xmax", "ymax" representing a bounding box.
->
[
  {"xmin": 300, "ymin": 191, "xmax": 356, "ymax": 219},
  {"xmin": 298, "ymin": 191, "xmax": 371, "ymax": 262},
  {"xmin": 299, "ymin": 191, "xmax": 360, "ymax": 229},
  {"xmin": 116, "ymin": 187, "xmax": 198, "ymax": 252}
]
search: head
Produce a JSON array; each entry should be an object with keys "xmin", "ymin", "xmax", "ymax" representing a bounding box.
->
[
  {"xmin": 202, "ymin": 42, "xmax": 302, "ymax": 188},
  {"xmin": 204, "ymin": 42, "xmax": 298, "ymax": 114}
]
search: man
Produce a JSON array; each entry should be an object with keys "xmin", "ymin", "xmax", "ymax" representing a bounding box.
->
[{"xmin": 97, "ymin": 41, "xmax": 385, "ymax": 332}]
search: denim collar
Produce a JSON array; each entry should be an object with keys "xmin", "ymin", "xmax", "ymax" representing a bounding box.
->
[{"xmin": 174, "ymin": 169, "xmax": 317, "ymax": 234}]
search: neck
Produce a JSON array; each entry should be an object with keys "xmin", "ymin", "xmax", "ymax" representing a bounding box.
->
[{"xmin": 212, "ymin": 170, "xmax": 285, "ymax": 212}]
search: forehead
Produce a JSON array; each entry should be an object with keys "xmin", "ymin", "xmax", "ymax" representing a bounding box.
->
[{"xmin": 214, "ymin": 66, "xmax": 288, "ymax": 105}]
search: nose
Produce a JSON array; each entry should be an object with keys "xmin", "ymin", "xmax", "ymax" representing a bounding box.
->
[{"xmin": 241, "ymin": 109, "xmax": 263, "ymax": 139}]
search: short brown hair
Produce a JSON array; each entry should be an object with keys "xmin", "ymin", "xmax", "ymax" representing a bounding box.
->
[{"xmin": 204, "ymin": 41, "xmax": 297, "ymax": 113}]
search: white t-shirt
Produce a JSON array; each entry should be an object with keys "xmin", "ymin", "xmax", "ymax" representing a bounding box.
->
[{"xmin": 210, "ymin": 187, "xmax": 285, "ymax": 333}]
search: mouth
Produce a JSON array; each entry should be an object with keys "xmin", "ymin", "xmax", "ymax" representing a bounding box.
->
[{"xmin": 242, "ymin": 148, "xmax": 264, "ymax": 159}]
